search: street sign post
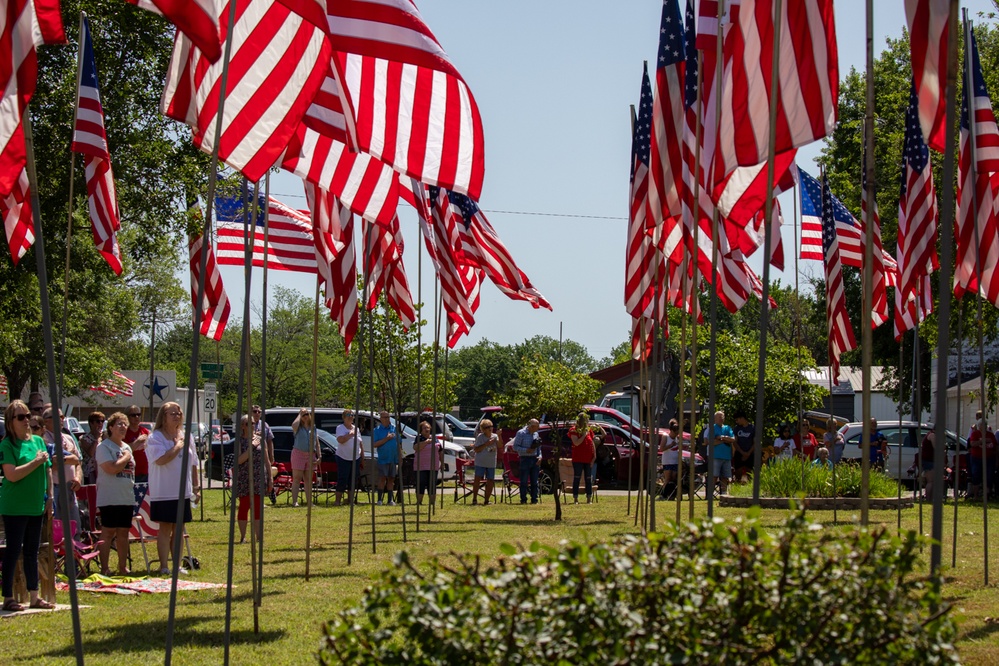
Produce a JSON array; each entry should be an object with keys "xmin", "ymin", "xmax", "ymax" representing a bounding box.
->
[
  {"xmin": 200, "ymin": 363, "xmax": 224, "ymax": 380},
  {"xmin": 203, "ymin": 382, "xmax": 216, "ymax": 494},
  {"xmin": 203, "ymin": 383, "xmax": 217, "ymax": 413}
]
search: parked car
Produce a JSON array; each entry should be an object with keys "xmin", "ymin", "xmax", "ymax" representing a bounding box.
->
[
  {"xmin": 442, "ymin": 413, "xmax": 476, "ymax": 439},
  {"xmin": 208, "ymin": 426, "xmax": 343, "ymax": 484},
  {"xmin": 64, "ymin": 416, "xmax": 85, "ymax": 440},
  {"xmin": 261, "ymin": 407, "xmax": 469, "ymax": 480},
  {"xmin": 398, "ymin": 411, "xmax": 475, "ymax": 450},
  {"xmin": 837, "ymin": 421, "xmax": 968, "ymax": 486},
  {"xmin": 211, "ymin": 424, "xmax": 231, "ymax": 444},
  {"xmin": 581, "ymin": 404, "xmax": 673, "ymax": 441}
]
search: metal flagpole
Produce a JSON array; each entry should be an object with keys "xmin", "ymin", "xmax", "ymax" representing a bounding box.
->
[
  {"xmin": 751, "ymin": 0, "xmax": 784, "ymax": 510},
  {"xmin": 23, "ymin": 111, "xmax": 86, "ymax": 666},
  {"xmin": 830, "ymin": 325, "xmax": 837, "ymax": 524},
  {"xmin": 950, "ymin": 304, "xmax": 960, "ymax": 558},
  {"xmin": 930, "ymin": 0, "xmax": 961, "ymax": 587},
  {"xmin": 257, "ymin": 173, "xmax": 271, "ymax": 608},
  {"xmin": 963, "ymin": 12, "xmax": 990, "ymax": 586},
  {"xmin": 305, "ymin": 281, "xmax": 320, "ymax": 580},
  {"xmin": 688, "ymin": 53, "xmax": 705, "ymax": 521},
  {"xmin": 898, "ymin": 339, "xmax": 905, "ymax": 533},
  {"xmin": 627, "ymin": 104, "xmax": 637, "ymax": 519},
  {"xmin": 223, "ymin": 177, "xmax": 254, "ymax": 663},
  {"xmin": 859, "ymin": 0, "xmax": 877, "ymax": 527},
  {"xmin": 245, "ymin": 181, "xmax": 260, "ymax": 634},
  {"xmin": 705, "ymin": 0, "xmax": 727, "ymax": 518},
  {"xmin": 677, "ymin": 254, "xmax": 688, "ymax": 523},
  {"xmin": 367, "ymin": 288, "xmax": 377, "ymax": 554},
  {"xmin": 173, "ymin": 0, "xmax": 240, "ymax": 661},
  {"xmin": 385, "ymin": 299, "xmax": 408, "ymax": 542},
  {"xmin": 58, "ymin": 11, "xmax": 87, "ymax": 399},
  {"xmin": 796, "ymin": 177, "xmax": 804, "ymax": 494},
  {"xmin": 415, "ymin": 219, "xmax": 424, "ymax": 530},
  {"xmin": 430, "ymin": 283, "xmax": 442, "ymax": 519},
  {"xmin": 348, "ymin": 228, "xmax": 371, "ymax": 564},
  {"xmin": 635, "ymin": 347, "xmax": 647, "ymax": 529}
]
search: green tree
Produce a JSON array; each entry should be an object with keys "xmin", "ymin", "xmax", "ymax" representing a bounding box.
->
[
  {"xmin": 695, "ymin": 332, "xmax": 825, "ymax": 442},
  {"xmin": 493, "ymin": 359, "xmax": 601, "ymax": 429},
  {"xmin": 514, "ymin": 335, "xmax": 597, "ymax": 374},
  {"xmin": 0, "ymin": 1, "xmax": 204, "ymax": 398},
  {"xmin": 448, "ymin": 340, "xmax": 520, "ymax": 415}
]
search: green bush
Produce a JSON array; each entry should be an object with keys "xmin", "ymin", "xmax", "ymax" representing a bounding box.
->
[
  {"xmin": 729, "ymin": 457, "xmax": 900, "ymax": 498},
  {"xmin": 319, "ymin": 512, "xmax": 959, "ymax": 665}
]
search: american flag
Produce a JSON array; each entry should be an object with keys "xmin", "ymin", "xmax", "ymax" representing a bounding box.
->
[
  {"xmin": 646, "ymin": 0, "xmax": 686, "ymax": 237},
  {"xmin": 955, "ymin": 28, "xmax": 999, "ymax": 306},
  {"xmin": 860, "ymin": 137, "xmax": 888, "ymax": 329},
  {"xmin": 189, "ymin": 230, "xmax": 231, "ymax": 341},
  {"xmin": 90, "ymin": 370, "xmax": 136, "ymax": 397},
  {"xmin": 442, "ymin": 189, "xmax": 552, "ymax": 312},
  {"xmin": 280, "ymin": 124, "xmax": 400, "ymax": 227},
  {"xmin": 0, "ymin": 0, "xmax": 65, "ymax": 198},
  {"xmin": 894, "ymin": 274, "xmax": 933, "ymax": 341},
  {"xmin": 216, "ymin": 193, "xmax": 318, "ymax": 273},
  {"xmin": 630, "ymin": 315, "xmax": 655, "ymax": 361},
  {"xmin": 160, "ymin": 0, "xmax": 330, "ymax": 183},
  {"xmin": 821, "ymin": 172, "xmax": 857, "ymax": 385},
  {"xmin": 694, "ymin": 0, "xmax": 735, "ymax": 51},
  {"xmin": 72, "ymin": 16, "xmax": 122, "ymax": 276},
  {"xmin": 427, "ymin": 185, "xmax": 481, "ymax": 347},
  {"xmin": 124, "ymin": 0, "xmax": 221, "ymax": 63},
  {"xmin": 707, "ymin": 0, "xmax": 837, "ymax": 187},
  {"xmin": 626, "ymin": 63, "xmax": 659, "ymax": 320},
  {"xmin": 2, "ymin": 167, "xmax": 33, "ymax": 265},
  {"xmin": 798, "ymin": 166, "xmax": 899, "ymax": 281},
  {"xmin": 897, "ymin": 79, "xmax": 939, "ymax": 307},
  {"xmin": 304, "ymin": 181, "xmax": 359, "ymax": 351},
  {"xmin": 362, "ymin": 216, "xmax": 416, "ymax": 328},
  {"xmin": 726, "ymin": 198, "xmax": 784, "ymax": 272},
  {"xmin": 0, "ymin": 374, "xmax": 7, "ymax": 396},
  {"xmin": 905, "ymin": 0, "xmax": 950, "ymax": 153},
  {"xmin": 322, "ymin": 0, "xmax": 486, "ymax": 200}
]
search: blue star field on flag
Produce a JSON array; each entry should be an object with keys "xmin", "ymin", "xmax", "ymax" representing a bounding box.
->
[
  {"xmin": 683, "ymin": 0, "xmax": 698, "ymax": 110},
  {"xmin": 902, "ymin": 81, "xmax": 930, "ymax": 194},
  {"xmin": 631, "ymin": 62, "xmax": 654, "ymax": 179}
]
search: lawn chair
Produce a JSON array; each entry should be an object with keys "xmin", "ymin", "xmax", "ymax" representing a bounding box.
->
[
  {"xmin": 272, "ymin": 463, "xmax": 293, "ymax": 504},
  {"xmin": 558, "ymin": 459, "xmax": 599, "ymax": 502},
  {"xmin": 500, "ymin": 450, "xmax": 522, "ymax": 504},
  {"xmin": 453, "ymin": 458, "xmax": 475, "ymax": 503},
  {"xmin": 74, "ymin": 484, "xmax": 100, "ymax": 537},
  {"xmin": 52, "ymin": 519, "xmax": 101, "ymax": 578},
  {"xmin": 129, "ymin": 495, "xmax": 196, "ymax": 574},
  {"xmin": 220, "ymin": 453, "xmax": 235, "ymax": 513}
]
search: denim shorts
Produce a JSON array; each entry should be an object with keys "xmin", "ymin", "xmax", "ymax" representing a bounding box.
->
[{"xmin": 474, "ymin": 465, "xmax": 495, "ymax": 479}]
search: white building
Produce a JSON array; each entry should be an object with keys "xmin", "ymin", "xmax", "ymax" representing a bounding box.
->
[{"xmin": 802, "ymin": 366, "xmax": 930, "ymax": 424}]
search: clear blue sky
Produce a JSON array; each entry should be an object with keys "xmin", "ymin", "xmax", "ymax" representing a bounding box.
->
[{"xmin": 216, "ymin": 0, "xmax": 996, "ymax": 365}]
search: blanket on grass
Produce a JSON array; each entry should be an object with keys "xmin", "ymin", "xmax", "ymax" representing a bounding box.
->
[{"xmin": 56, "ymin": 574, "xmax": 228, "ymax": 595}]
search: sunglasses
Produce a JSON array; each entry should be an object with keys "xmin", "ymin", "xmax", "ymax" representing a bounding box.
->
[
  {"xmin": 12, "ymin": 413, "xmax": 31, "ymax": 422},
  {"xmin": 128, "ymin": 413, "xmax": 140, "ymax": 417},
  {"xmin": 30, "ymin": 425, "xmax": 42, "ymax": 431},
  {"xmin": 168, "ymin": 411, "xmax": 183, "ymax": 417}
]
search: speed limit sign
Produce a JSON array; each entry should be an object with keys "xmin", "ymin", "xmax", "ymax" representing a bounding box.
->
[{"xmin": 203, "ymin": 383, "xmax": 217, "ymax": 414}]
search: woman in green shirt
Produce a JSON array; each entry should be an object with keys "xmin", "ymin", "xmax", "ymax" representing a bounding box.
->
[{"xmin": 0, "ymin": 400, "xmax": 54, "ymax": 611}]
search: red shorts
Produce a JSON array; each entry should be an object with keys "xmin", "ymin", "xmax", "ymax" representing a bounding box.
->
[{"xmin": 238, "ymin": 494, "xmax": 262, "ymax": 521}]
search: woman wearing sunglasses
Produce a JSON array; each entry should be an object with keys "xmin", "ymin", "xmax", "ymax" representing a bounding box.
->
[{"xmin": 0, "ymin": 400, "xmax": 54, "ymax": 611}]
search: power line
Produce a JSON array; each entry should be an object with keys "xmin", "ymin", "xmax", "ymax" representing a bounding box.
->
[{"xmin": 266, "ymin": 190, "xmax": 627, "ymax": 221}]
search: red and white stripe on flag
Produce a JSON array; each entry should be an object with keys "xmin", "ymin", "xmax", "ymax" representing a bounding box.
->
[
  {"xmin": 709, "ymin": 0, "xmax": 837, "ymax": 186},
  {"xmin": 904, "ymin": 0, "xmax": 950, "ymax": 153},
  {"xmin": 216, "ymin": 196, "xmax": 319, "ymax": 273},
  {"xmin": 0, "ymin": 374, "xmax": 7, "ymax": 395},
  {"xmin": 2, "ymin": 167, "xmax": 33, "ymax": 265},
  {"xmin": 304, "ymin": 181, "xmax": 359, "ymax": 352},
  {"xmin": 189, "ymin": 232, "xmax": 231, "ymax": 341},
  {"xmin": 630, "ymin": 315, "xmax": 654, "ymax": 362},
  {"xmin": 90, "ymin": 371, "xmax": 135, "ymax": 397},
  {"xmin": 125, "ymin": 0, "xmax": 222, "ymax": 63},
  {"xmin": 160, "ymin": 0, "xmax": 330, "ymax": 183},
  {"xmin": 426, "ymin": 186, "xmax": 481, "ymax": 347},
  {"xmin": 73, "ymin": 16, "xmax": 122, "ymax": 276},
  {"xmin": 893, "ymin": 275, "xmax": 932, "ymax": 342},
  {"xmin": 281, "ymin": 125, "xmax": 400, "ymax": 227},
  {"xmin": 0, "ymin": 0, "xmax": 65, "ymax": 198},
  {"xmin": 362, "ymin": 216, "xmax": 416, "ymax": 328}
]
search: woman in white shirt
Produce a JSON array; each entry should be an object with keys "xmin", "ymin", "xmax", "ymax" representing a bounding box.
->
[
  {"xmin": 659, "ymin": 419, "xmax": 685, "ymax": 490},
  {"xmin": 146, "ymin": 402, "xmax": 200, "ymax": 575}
]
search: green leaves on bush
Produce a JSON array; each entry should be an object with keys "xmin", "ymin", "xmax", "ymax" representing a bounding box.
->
[
  {"xmin": 730, "ymin": 457, "xmax": 901, "ymax": 498},
  {"xmin": 319, "ymin": 512, "xmax": 959, "ymax": 665}
]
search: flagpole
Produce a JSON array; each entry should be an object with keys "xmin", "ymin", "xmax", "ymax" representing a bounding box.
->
[
  {"xmin": 858, "ymin": 0, "xmax": 877, "ymax": 527},
  {"xmin": 917, "ymin": 313, "xmax": 926, "ymax": 539},
  {"xmin": 385, "ymin": 297, "xmax": 408, "ymax": 542},
  {"xmin": 415, "ymin": 218, "xmax": 424, "ymax": 530},
  {"xmin": 931, "ymin": 0, "xmax": 961, "ymax": 587},
  {"xmin": 58, "ymin": 11, "xmax": 87, "ymax": 399},
  {"xmin": 627, "ymin": 106, "xmax": 637, "ymax": 519},
  {"xmin": 795, "ymin": 182, "xmax": 805, "ymax": 494},
  {"xmin": 305, "ymin": 278, "xmax": 320, "ymax": 580},
  {"xmin": 963, "ymin": 12, "xmax": 990, "ymax": 585},
  {"xmin": 705, "ymin": 0, "xmax": 727, "ymax": 517},
  {"xmin": 677, "ymin": 255, "xmax": 687, "ymax": 523},
  {"xmin": 171, "ymin": 0, "xmax": 240, "ymax": 662},
  {"xmin": 347, "ymin": 225, "xmax": 368, "ymax": 565},
  {"xmin": 257, "ymin": 172, "xmax": 271, "ymax": 610},
  {"xmin": 246, "ymin": 180, "xmax": 261, "ymax": 635},
  {"xmin": 24, "ymin": 109, "xmax": 86, "ymax": 666},
  {"xmin": 367, "ymin": 275, "xmax": 377, "ymax": 553},
  {"xmin": 751, "ymin": 0, "xmax": 784, "ymax": 510},
  {"xmin": 688, "ymin": 53, "xmax": 704, "ymax": 520}
]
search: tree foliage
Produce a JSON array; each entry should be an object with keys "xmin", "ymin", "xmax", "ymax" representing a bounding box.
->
[
  {"xmin": 0, "ymin": 1, "xmax": 201, "ymax": 399},
  {"xmin": 493, "ymin": 359, "xmax": 601, "ymax": 427},
  {"xmin": 695, "ymin": 332, "xmax": 825, "ymax": 441}
]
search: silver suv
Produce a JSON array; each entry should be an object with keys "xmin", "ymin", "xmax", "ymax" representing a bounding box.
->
[{"xmin": 837, "ymin": 421, "xmax": 967, "ymax": 481}]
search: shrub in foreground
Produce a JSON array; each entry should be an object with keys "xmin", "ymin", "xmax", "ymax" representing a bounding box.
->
[{"xmin": 319, "ymin": 511, "xmax": 959, "ymax": 665}]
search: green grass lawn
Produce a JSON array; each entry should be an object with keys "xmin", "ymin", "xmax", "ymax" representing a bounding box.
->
[{"xmin": 5, "ymin": 487, "xmax": 999, "ymax": 664}]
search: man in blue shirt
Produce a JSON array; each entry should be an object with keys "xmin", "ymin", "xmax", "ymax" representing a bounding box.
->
[
  {"xmin": 372, "ymin": 411, "xmax": 400, "ymax": 506},
  {"xmin": 868, "ymin": 419, "xmax": 888, "ymax": 471},
  {"xmin": 512, "ymin": 419, "xmax": 541, "ymax": 504},
  {"xmin": 703, "ymin": 411, "xmax": 735, "ymax": 495}
]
